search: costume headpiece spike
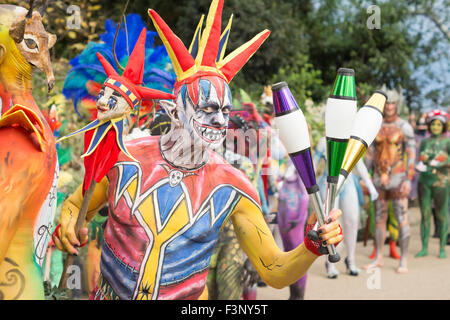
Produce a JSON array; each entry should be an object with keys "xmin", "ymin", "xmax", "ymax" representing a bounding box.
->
[
  {"xmin": 189, "ymin": 14, "xmax": 205, "ymax": 58},
  {"xmin": 148, "ymin": 0, "xmax": 269, "ymax": 87},
  {"xmin": 96, "ymin": 52, "xmax": 120, "ymax": 78},
  {"xmin": 135, "ymin": 86, "xmax": 176, "ymax": 101},
  {"xmin": 96, "ymin": 27, "xmax": 175, "ymax": 109},
  {"xmin": 217, "ymin": 14, "xmax": 233, "ymax": 62},
  {"xmin": 148, "ymin": 9, "xmax": 196, "ymax": 78},
  {"xmin": 218, "ymin": 29, "xmax": 271, "ymax": 82},
  {"xmin": 195, "ymin": 0, "xmax": 223, "ymax": 67},
  {"xmin": 122, "ymin": 28, "xmax": 146, "ymax": 85}
]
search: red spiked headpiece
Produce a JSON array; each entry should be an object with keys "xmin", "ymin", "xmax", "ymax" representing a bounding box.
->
[
  {"xmin": 148, "ymin": 0, "xmax": 270, "ymax": 90},
  {"xmin": 96, "ymin": 28, "xmax": 175, "ymax": 109}
]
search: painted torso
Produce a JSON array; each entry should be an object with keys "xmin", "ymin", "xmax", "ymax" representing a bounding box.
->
[
  {"xmin": 93, "ymin": 136, "xmax": 260, "ymax": 300},
  {"xmin": 418, "ymin": 135, "xmax": 449, "ymax": 187},
  {"xmin": 373, "ymin": 117, "xmax": 413, "ymax": 189}
]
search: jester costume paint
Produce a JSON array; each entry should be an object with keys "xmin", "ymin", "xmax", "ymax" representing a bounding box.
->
[
  {"xmin": 90, "ymin": 136, "xmax": 261, "ymax": 300},
  {"xmin": 57, "ymin": 0, "xmax": 343, "ymax": 301}
]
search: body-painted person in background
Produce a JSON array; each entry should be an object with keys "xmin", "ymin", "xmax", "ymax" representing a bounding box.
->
[
  {"xmin": 0, "ymin": 1, "xmax": 59, "ymax": 300},
  {"xmin": 54, "ymin": 0, "xmax": 343, "ymax": 300},
  {"xmin": 364, "ymin": 88, "xmax": 416, "ymax": 274},
  {"xmin": 314, "ymin": 137, "xmax": 378, "ymax": 279},
  {"xmin": 415, "ymin": 110, "xmax": 449, "ymax": 259}
]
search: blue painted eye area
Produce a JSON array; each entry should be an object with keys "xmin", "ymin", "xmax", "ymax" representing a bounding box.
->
[
  {"xmin": 108, "ymin": 97, "xmax": 118, "ymax": 109},
  {"xmin": 97, "ymin": 90, "xmax": 104, "ymax": 101}
]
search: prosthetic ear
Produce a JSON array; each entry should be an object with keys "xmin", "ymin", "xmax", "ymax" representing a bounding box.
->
[{"xmin": 159, "ymin": 100, "xmax": 179, "ymax": 123}]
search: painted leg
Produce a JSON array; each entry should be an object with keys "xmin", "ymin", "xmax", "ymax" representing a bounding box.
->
[
  {"xmin": 416, "ymin": 182, "xmax": 432, "ymax": 257},
  {"xmin": 369, "ymin": 242, "xmax": 376, "ymax": 259},
  {"xmin": 389, "ymin": 238, "xmax": 401, "ymax": 260},
  {"xmin": 339, "ymin": 187, "xmax": 361, "ymax": 276},
  {"xmin": 387, "ymin": 201, "xmax": 400, "ymax": 259},
  {"xmin": 433, "ymin": 184, "xmax": 449, "ymax": 258},
  {"xmin": 243, "ymin": 284, "xmax": 257, "ymax": 300},
  {"xmin": 289, "ymin": 283, "xmax": 306, "ymax": 300},
  {"xmin": 394, "ymin": 197, "xmax": 409, "ymax": 274},
  {"xmin": 364, "ymin": 196, "xmax": 387, "ymax": 269},
  {"xmin": 278, "ymin": 179, "xmax": 310, "ymax": 295}
]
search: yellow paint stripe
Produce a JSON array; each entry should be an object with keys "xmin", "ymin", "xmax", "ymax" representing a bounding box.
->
[
  {"xmin": 218, "ymin": 14, "xmax": 233, "ymax": 62},
  {"xmin": 188, "ymin": 14, "xmax": 205, "ymax": 54},
  {"xmin": 195, "ymin": 0, "xmax": 220, "ymax": 66}
]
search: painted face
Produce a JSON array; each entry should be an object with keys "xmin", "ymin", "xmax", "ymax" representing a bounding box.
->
[
  {"xmin": 430, "ymin": 119, "xmax": 444, "ymax": 136},
  {"xmin": 176, "ymin": 76, "xmax": 233, "ymax": 149},
  {"xmin": 384, "ymin": 101, "xmax": 398, "ymax": 118},
  {"xmin": 96, "ymin": 86, "xmax": 132, "ymax": 121}
]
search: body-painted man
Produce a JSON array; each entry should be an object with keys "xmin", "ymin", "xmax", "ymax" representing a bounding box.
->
[
  {"xmin": 55, "ymin": 0, "xmax": 343, "ymax": 300},
  {"xmin": 364, "ymin": 88, "xmax": 416, "ymax": 273},
  {"xmin": 415, "ymin": 110, "xmax": 449, "ymax": 259}
]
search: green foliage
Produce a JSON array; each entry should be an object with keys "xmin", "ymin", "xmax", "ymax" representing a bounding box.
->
[{"xmin": 270, "ymin": 54, "xmax": 324, "ymax": 107}]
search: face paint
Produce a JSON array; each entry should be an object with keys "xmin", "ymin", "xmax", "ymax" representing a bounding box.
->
[
  {"xmin": 176, "ymin": 76, "xmax": 233, "ymax": 149},
  {"xmin": 384, "ymin": 101, "xmax": 398, "ymax": 119},
  {"xmin": 430, "ymin": 119, "xmax": 444, "ymax": 136},
  {"xmin": 96, "ymin": 86, "xmax": 131, "ymax": 121}
]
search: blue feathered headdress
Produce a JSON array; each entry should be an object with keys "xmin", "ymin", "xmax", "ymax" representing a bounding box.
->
[{"xmin": 63, "ymin": 14, "xmax": 176, "ymax": 118}]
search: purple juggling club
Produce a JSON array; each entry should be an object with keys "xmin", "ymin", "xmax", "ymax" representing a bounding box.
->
[{"xmin": 272, "ymin": 82, "xmax": 340, "ymax": 263}]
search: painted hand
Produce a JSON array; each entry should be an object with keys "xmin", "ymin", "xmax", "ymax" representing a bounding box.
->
[
  {"xmin": 368, "ymin": 185, "xmax": 379, "ymax": 201},
  {"xmin": 52, "ymin": 206, "xmax": 89, "ymax": 256},
  {"xmin": 304, "ymin": 209, "xmax": 343, "ymax": 256},
  {"xmin": 415, "ymin": 161, "xmax": 427, "ymax": 172},
  {"xmin": 429, "ymin": 159, "xmax": 440, "ymax": 167}
]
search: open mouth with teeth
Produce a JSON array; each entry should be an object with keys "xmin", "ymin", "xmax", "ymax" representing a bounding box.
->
[{"xmin": 193, "ymin": 119, "xmax": 227, "ymax": 143}]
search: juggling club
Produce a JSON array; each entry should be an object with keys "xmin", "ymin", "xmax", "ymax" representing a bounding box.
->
[{"xmin": 272, "ymin": 81, "xmax": 340, "ymax": 263}]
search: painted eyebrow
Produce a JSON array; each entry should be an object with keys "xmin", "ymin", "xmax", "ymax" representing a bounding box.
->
[
  {"xmin": 112, "ymin": 92, "xmax": 122, "ymax": 98},
  {"xmin": 201, "ymin": 102, "xmax": 221, "ymax": 108}
]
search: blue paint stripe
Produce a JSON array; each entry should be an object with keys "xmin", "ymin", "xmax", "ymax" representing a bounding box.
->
[
  {"xmin": 85, "ymin": 121, "xmax": 112, "ymax": 155},
  {"xmin": 100, "ymin": 241, "xmax": 139, "ymax": 300},
  {"xmin": 217, "ymin": 29, "xmax": 230, "ymax": 62}
]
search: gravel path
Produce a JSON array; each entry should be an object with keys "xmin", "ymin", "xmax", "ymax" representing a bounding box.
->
[{"xmin": 257, "ymin": 206, "xmax": 450, "ymax": 300}]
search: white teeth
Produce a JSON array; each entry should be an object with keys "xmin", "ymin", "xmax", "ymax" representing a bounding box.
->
[{"xmin": 196, "ymin": 122, "xmax": 225, "ymax": 141}]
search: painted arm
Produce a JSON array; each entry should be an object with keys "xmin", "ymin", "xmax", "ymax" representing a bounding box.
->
[
  {"xmin": 355, "ymin": 160, "xmax": 378, "ymax": 201},
  {"xmin": 54, "ymin": 177, "xmax": 109, "ymax": 255},
  {"xmin": 231, "ymin": 196, "xmax": 342, "ymax": 289},
  {"xmin": 364, "ymin": 144, "xmax": 376, "ymax": 173},
  {"xmin": 428, "ymin": 138, "xmax": 450, "ymax": 169},
  {"xmin": 403, "ymin": 123, "xmax": 416, "ymax": 181}
]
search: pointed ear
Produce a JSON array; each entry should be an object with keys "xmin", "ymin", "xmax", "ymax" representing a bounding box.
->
[
  {"xmin": 159, "ymin": 100, "xmax": 179, "ymax": 123},
  {"xmin": 48, "ymin": 33, "xmax": 57, "ymax": 49}
]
